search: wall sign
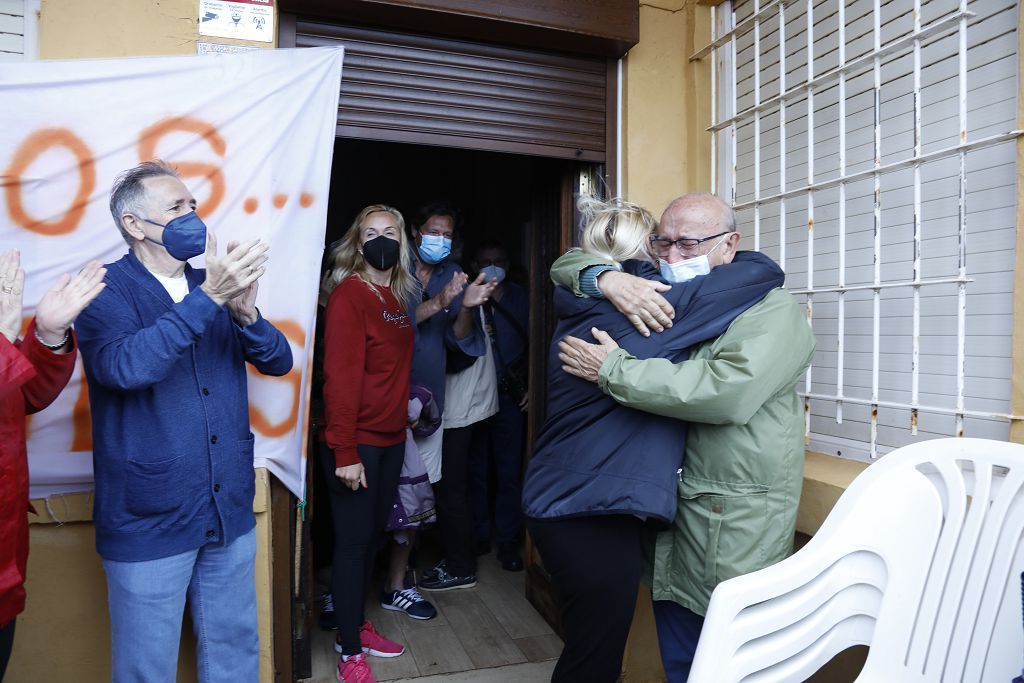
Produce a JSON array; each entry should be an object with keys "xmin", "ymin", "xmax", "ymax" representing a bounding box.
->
[{"xmin": 199, "ymin": 0, "xmax": 275, "ymax": 43}]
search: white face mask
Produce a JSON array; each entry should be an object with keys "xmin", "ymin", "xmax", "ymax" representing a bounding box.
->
[{"xmin": 658, "ymin": 233, "xmax": 729, "ymax": 283}]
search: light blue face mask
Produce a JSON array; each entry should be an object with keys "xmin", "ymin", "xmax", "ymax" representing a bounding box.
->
[
  {"xmin": 479, "ymin": 264, "xmax": 506, "ymax": 284},
  {"xmin": 418, "ymin": 234, "xmax": 452, "ymax": 264},
  {"xmin": 659, "ymin": 234, "xmax": 728, "ymax": 283}
]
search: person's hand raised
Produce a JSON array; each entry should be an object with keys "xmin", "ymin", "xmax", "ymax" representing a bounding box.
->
[
  {"xmin": 35, "ymin": 260, "xmax": 106, "ymax": 347},
  {"xmin": 597, "ymin": 271, "xmax": 674, "ymax": 337},
  {"xmin": 0, "ymin": 250, "xmax": 25, "ymax": 344},
  {"xmin": 200, "ymin": 231, "xmax": 268, "ymax": 307},
  {"xmin": 225, "ymin": 240, "xmax": 260, "ymax": 327},
  {"xmin": 462, "ymin": 271, "xmax": 498, "ymax": 308},
  {"xmin": 436, "ymin": 271, "xmax": 468, "ymax": 310}
]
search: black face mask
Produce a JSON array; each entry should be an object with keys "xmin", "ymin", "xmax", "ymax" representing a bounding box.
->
[{"xmin": 361, "ymin": 235, "xmax": 400, "ymax": 271}]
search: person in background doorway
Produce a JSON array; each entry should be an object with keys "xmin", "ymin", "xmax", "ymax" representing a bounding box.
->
[
  {"xmin": 551, "ymin": 192, "xmax": 815, "ymax": 682},
  {"xmin": 320, "ymin": 204, "xmax": 418, "ymax": 683},
  {"xmin": 469, "ymin": 240, "xmax": 530, "ymax": 572},
  {"xmin": 408, "ymin": 200, "xmax": 496, "ymax": 593},
  {"xmin": 75, "ymin": 161, "xmax": 293, "ymax": 683},
  {"xmin": 0, "ymin": 250, "xmax": 106, "ymax": 682}
]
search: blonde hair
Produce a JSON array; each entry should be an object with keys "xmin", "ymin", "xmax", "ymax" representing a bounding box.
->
[
  {"xmin": 320, "ymin": 204, "xmax": 419, "ymax": 309},
  {"xmin": 577, "ymin": 194, "xmax": 657, "ymax": 264}
]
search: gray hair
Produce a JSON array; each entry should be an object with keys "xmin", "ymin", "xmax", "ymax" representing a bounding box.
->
[
  {"xmin": 109, "ymin": 160, "xmax": 180, "ymax": 245},
  {"xmin": 664, "ymin": 192, "xmax": 737, "ymax": 234}
]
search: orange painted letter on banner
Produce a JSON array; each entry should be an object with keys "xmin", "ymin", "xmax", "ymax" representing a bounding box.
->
[
  {"xmin": 4, "ymin": 128, "xmax": 96, "ymax": 235},
  {"xmin": 138, "ymin": 117, "xmax": 226, "ymax": 219},
  {"xmin": 249, "ymin": 320, "xmax": 305, "ymax": 438}
]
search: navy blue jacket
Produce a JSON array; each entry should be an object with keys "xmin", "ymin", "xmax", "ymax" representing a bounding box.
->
[
  {"xmin": 76, "ymin": 252, "xmax": 293, "ymax": 561},
  {"xmin": 487, "ymin": 282, "xmax": 529, "ymax": 384},
  {"xmin": 409, "ymin": 258, "xmax": 485, "ymax": 414},
  {"xmin": 522, "ymin": 252, "xmax": 785, "ymax": 526}
]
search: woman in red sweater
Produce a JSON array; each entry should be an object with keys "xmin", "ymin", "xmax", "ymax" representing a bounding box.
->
[{"xmin": 320, "ymin": 205, "xmax": 418, "ymax": 683}]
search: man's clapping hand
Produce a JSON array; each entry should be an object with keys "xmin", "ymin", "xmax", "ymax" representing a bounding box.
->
[{"xmin": 201, "ymin": 232, "xmax": 268, "ymax": 326}]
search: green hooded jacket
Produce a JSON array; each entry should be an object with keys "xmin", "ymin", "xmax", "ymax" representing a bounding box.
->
[{"xmin": 550, "ymin": 251, "xmax": 815, "ymax": 615}]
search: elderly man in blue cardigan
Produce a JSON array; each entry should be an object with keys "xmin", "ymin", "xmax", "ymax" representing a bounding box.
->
[{"xmin": 76, "ymin": 160, "xmax": 293, "ymax": 683}]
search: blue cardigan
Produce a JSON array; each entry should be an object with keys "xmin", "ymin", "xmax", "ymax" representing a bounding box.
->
[
  {"xmin": 522, "ymin": 252, "xmax": 784, "ymax": 526},
  {"xmin": 75, "ymin": 251, "xmax": 293, "ymax": 561}
]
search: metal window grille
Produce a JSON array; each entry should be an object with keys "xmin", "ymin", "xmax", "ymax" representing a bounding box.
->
[
  {"xmin": 0, "ymin": 0, "xmax": 34, "ymax": 61},
  {"xmin": 700, "ymin": 0, "xmax": 1022, "ymax": 460}
]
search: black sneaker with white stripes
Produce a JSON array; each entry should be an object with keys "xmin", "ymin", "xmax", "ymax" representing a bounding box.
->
[{"xmin": 380, "ymin": 587, "xmax": 437, "ymax": 620}]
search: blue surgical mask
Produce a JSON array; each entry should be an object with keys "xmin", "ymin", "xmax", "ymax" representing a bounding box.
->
[
  {"xmin": 418, "ymin": 234, "xmax": 452, "ymax": 264},
  {"xmin": 479, "ymin": 264, "xmax": 506, "ymax": 284},
  {"xmin": 141, "ymin": 211, "xmax": 207, "ymax": 261},
  {"xmin": 659, "ymin": 234, "xmax": 728, "ymax": 284}
]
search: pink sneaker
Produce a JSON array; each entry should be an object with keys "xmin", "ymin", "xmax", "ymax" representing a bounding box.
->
[
  {"xmin": 359, "ymin": 620, "xmax": 405, "ymax": 658},
  {"xmin": 337, "ymin": 652, "xmax": 376, "ymax": 683}
]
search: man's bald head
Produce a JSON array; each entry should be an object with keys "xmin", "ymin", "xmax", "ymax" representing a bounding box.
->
[
  {"xmin": 662, "ymin": 193, "xmax": 736, "ymax": 235},
  {"xmin": 658, "ymin": 193, "xmax": 740, "ymax": 266}
]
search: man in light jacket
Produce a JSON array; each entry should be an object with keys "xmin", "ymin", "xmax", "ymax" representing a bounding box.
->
[{"xmin": 551, "ymin": 193, "xmax": 815, "ymax": 682}]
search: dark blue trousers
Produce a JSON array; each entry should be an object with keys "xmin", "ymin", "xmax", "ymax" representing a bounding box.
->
[
  {"xmin": 652, "ymin": 600, "xmax": 705, "ymax": 683},
  {"xmin": 0, "ymin": 619, "xmax": 14, "ymax": 681},
  {"xmin": 471, "ymin": 392, "xmax": 525, "ymax": 546}
]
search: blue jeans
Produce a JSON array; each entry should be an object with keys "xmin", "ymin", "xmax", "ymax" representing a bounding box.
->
[
  {"xmin": 652, "ymin": 600, "xmax": 705, "ymax": 683},
  {"xmin": 102, "ymin": 527, "xmax": 259, "ymax": 683}
]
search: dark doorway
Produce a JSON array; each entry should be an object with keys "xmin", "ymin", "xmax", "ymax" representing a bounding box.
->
[
  {"xmin": 325, "ymin": 139, "xmax": 558, "ymax": 273},
  {"xmin": 295, "ymin": 137, "xmax": 587, "ymax": 680}
]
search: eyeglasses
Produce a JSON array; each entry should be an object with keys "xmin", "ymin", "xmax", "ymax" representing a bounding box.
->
[{"xmin": 649, "ymin": 231, "xmax": 733, "ymax": 256}]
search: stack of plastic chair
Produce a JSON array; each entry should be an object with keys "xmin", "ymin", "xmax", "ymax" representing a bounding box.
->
[{"xmin": 689, "ymin": 437, "xmax": 1024, "ymax": 682}]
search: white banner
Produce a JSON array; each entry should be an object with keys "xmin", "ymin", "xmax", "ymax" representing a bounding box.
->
[{"xmin": 0, "ymin": 46, "xmax": 344, "ymax": 499}]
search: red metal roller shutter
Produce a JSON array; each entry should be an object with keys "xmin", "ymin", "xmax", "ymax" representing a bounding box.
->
[{"xmin": 294, "ymin": 20, "xmax": 609, "ymax": 161}]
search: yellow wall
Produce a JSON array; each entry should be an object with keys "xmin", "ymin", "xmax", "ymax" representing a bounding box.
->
[
  {"xmin": 8, "ymin": 470, "xmax": 276, "ymax": 683},
  {"xmin": 10, "ymin": 5, "xmax": 282, "ymax": 681},
  {"xmin": 622, "ymin": 0, "xmax": 712, "ymax": 218},
  {"xmin": 617, "ymin": 4, "xmax": 711, "ymax": 681},
  {"xmin": 38, "ymin": 0, "xmax": 275, "ymax": 59}
]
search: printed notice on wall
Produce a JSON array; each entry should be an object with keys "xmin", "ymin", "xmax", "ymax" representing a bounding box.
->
[{"xmin": 199, "ymin": 0, "xmax": 275, "ymax": 43}]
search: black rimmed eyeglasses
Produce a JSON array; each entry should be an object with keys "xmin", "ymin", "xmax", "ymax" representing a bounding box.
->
[{"xmin": 649, "ymin": 230, "xmax": 733, "ymax": 256}]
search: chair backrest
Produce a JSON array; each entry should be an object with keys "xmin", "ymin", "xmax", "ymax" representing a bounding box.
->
[{"xmin": 689, "ymin": 437, "xmax": 1024, "ymax": 683}]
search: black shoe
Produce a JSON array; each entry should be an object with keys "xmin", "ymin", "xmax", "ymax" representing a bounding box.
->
[
  {"xmin": 474, "ymin": 540, "xmax": 491, "ymax": 556},
  {"xmin": 497, "ymin": 543, "xmax": 523, "ymax": 572},
  {"xmin": 419, "ymin": 561, "xmax": 477, "ymax": 592}
]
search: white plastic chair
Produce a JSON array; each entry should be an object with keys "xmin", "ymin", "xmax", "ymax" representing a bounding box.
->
[{"xmin": 689, "ymin": 437, "xmax": 1024, "ymax": 682}]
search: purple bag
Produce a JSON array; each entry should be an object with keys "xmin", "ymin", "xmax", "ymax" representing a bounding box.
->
[{"xmin": 386, "ymin": 429, "xmax": 436, "ymax": 531}]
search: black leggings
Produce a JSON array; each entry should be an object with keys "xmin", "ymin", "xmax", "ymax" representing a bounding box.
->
[
  {"xmin": 320, "ymin": 441, "xmax": 404, "ymax": 655},
  {"xmin": 527, "ymin": 515, "xmax": 644, "ymax": 683},
  {"xmin": 0, "ymin": 619, "xmax": 14, "ymax": 681}
]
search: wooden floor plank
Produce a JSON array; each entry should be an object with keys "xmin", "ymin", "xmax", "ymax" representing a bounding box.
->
[
  {"xmin": 403, "ymin": 622, "xmax": 476, "ymax": 676},
  {"xmin": 514, "ymin": 633, "xmax": 564, "ymax": 663},
  {"xmin": 474, "ymin": 568, "xmax": 554, "ymax": 640},
  {"xmin": 303, "ymin": 541, "xmax": 555, "ymax": 682},
  {"xmin": 387, "ymin": 660, "xmax": 558, "ymax": 682},
  {"xmin": 435, "ymin": 591, "xmax": 529, "ymax": 669}
]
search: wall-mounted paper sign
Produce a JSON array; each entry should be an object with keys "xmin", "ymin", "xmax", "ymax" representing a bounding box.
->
[{"xmin": 199, "ymin": 0, "xmax": 275, "ymax": 43}]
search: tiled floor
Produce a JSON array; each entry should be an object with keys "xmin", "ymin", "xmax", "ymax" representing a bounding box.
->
[{"xmin": 306, "ymin": 549, "xmax": 563, "ymax": 682}]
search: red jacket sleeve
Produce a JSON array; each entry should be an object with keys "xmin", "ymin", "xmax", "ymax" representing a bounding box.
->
[
  {"xmin": 323, "ymin": 284, "xmax": 365, "ymax": 468},
  {"xmin": 19, "ymin": 320, "xmax": 77, "ymax": 414},
  {"xmin": 0, "ymin": 332, "xmax": 36, "ymax": 397},
  {"xmin": 0, "ymin": 319, "xmax": 76, "ymax": 412}
]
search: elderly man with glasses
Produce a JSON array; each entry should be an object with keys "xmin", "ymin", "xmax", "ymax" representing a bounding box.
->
[{"xmin": 548, "ymin": 192, "xmax": 815, "ymax": 682}]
